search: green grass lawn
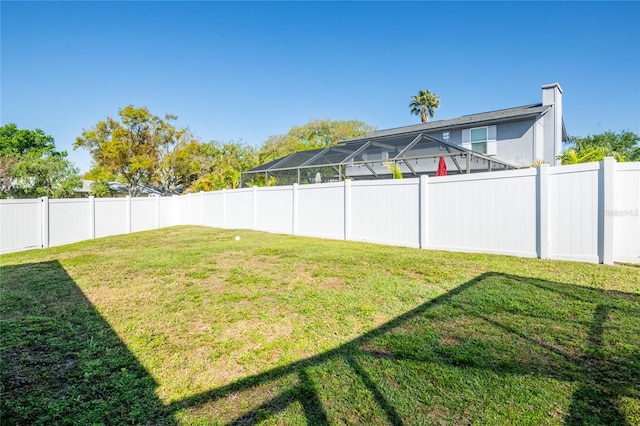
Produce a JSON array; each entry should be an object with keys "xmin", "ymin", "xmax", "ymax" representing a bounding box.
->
[{"xmin": 1, "ymin": 226, "xmax": 639, "ymax": 425}]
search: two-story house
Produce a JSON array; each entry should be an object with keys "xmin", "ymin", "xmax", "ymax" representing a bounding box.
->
[{"xmin": 243, "ymin": 83, "xmax": 567, "ymax": 184}]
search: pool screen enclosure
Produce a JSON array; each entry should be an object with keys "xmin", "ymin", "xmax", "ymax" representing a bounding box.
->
[{"xmin": 242, "ymin": 132, "xmax": 522, "ymax": 186}]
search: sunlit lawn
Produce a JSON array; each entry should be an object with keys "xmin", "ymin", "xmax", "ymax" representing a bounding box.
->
[{"xmin": 1, "ymin": 226, "xmax": 639, "ymax": 425}]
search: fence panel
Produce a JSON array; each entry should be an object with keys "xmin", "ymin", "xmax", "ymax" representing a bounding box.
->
[
  {"xmin": 426, "ymin": 169, "xmax": 537, "ymax": 257},
  {"xmin": 548, "ymin": 163, "xmax": 600, "ymax": 263},
  {"xmin": 225, "ymin": 188, "xmax": 254, "ymax": 229},
  {"xmin": 187, "ymin": 194, "xmax": 202, "ymax": 225},
  {"xmin": 202, "ymin": 191, "xmax": 224, "ymax": 228},
  {"xmin": 427, "ymin": 169, "xmax": 538, "ymax": 257},
  {"xmin": 297, "ymin": 182, "xmax": 345, "ymax": 240},
  {"xmin": 350, "ymin": 179, "xmax": 420, "ymax": 248},
  {"xmin": 95, "ymin": 198, "xmax": 128, "ymax": 238},
  {"xmin": 131, "ymin": 198, "xmax": 157, "ymax": 232},
  {"xmin": 172, "ymin": 196, "xmax": 190, "ymax": 226},
  {"xmin": 613, "ymin": 162, "xmax": 640, "ymax": 263},
  {"xmin": 0, "ymin": 199, "xmax": 42, "ymax": 254},
  {"xmin": 158, "ymin": 197, "xmax": 177, "ymax": 228},
  {"xmin": 255, "ymin": 186, "xmax": 293, "ymax": 234},
  {"xmin": 49, "ymin": 199, "xmax": 90, "ymax": 247}
]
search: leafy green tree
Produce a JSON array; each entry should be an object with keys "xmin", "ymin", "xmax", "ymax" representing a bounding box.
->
[
  {"xmin": 81, "ymin": 165, "xmax": 119, "ymax": 197},
  {"xmin": 0, "ymin": 124, "xmax": 81, "ymax": 198},
  {"xmin": 558, "ymin": 146, "xmax": 615, "ymax": 165},
  {"xmin": 259, "ymin": 119, "xmax": 375, "ymax": 164},
  {"xmin": 12, "ymin": 151, "xmax": 81, "ymax": 198},
  {"xmin": 0, "ymin": 155, "xmax": 17, "ymax": 196},
  {"xmin": 410, "ymin": 90, "xmax": 440, "ymax": 123},
  {"xmin": 559, "ymin": 131, "xmax": 639, "ymax": 164},
  {"xmin": 190, "ymin": 141, "xmax": 258, "ymax": 191},
  {"xmin": 154, "ymin": 138, "xmax": 202, "ymax": 195},
  {"xmin": 0, "ymin": 123, "xmax": 56, "ymax": 156},
  {"xmin": 89, "ymin": 182, "xmax": 115, "ymax": 197},
  {"xmin": 83, "ymin": 164, "xmax": 119, "ymax": 182},
  {"xmin": 74, "ymin": 105, "xmax": 188, "ymax": 196}
]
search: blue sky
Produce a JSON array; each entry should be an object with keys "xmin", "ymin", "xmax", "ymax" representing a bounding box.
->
[{"xmin": 2, "ymin": 1, "xmax": 639, "ymax": 173}]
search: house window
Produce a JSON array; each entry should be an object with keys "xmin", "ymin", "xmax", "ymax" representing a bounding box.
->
[
  {"xmin": 470, "ymin": 127, "xmax": 488, "ymax": 154},
  {"xmin": 462, "ymin": 126, "xmax": 497, "ymax": 156}
]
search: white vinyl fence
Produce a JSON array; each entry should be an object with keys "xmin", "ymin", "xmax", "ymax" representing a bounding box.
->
[{"xmin": 1, "ymin": 158, "xmax": 638, "ymax": 265}]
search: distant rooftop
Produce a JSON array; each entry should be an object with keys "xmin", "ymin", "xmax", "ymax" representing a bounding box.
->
[{"xmin": 349, "ymin": 104, "xmax": 550, "ymax": 142}]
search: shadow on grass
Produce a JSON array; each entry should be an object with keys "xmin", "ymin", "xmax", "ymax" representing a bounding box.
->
[
  {"xmin": 2, "ymin": 262, "xmax": 639, "ymax": 425},
  {"xmin": 0, "ymin": 260, "xmax": 175, "ymax": 425},
  {"xmin": 171, "ymin": 272, "xmax": 640, "ymax": 425}
]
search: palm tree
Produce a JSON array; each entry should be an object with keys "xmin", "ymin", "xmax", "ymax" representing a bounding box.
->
[{"xmin": 409, "ymin": 90, "xmax": 440, "ymax": 123}]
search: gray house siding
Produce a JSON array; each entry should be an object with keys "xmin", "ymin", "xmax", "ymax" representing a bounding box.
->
[
  {"xmin": 495, "ymin": 119, "xmax": 536, "ymax": 166},
  {"xmin": 422, "ymin": 118, "xmax": 536, "ymax": 166},
  {"xmin": 425, "ymin": 129, "xmax": 462, "ymax": 146}
]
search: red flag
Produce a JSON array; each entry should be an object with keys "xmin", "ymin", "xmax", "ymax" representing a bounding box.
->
[{"xmin": 436, "ymin": 156, "xmax": 447, "ymax": 176}]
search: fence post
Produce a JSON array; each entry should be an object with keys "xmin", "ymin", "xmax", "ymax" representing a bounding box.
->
[
  {"xmin": 419, "ymin": 175, "xmax": 428, "ymax": 249},
  {"xmin": 600, "ymin": 157, "xmax": 615, "ymax": 265},
  {"xmin": 344, "ymin": 179, "xmax": 351, "ymax": 241},
  {"xmin": 89, "ymin": 196, "xmax": 95, "ymax": 239},
  {"xmin": 41, "ymin": 197, "xmax": 49, "ymax": 248},
  {"xmin": 252, "ymin": 186, "xmax": 257, "ymax": 230},
  {"xmin": 222, "ymin": 189, "xmax": 227, "ymax": 229},
  {"xmin": 292, "ymin": 183, "xmax": 298, "ymax": 235},
  {"xmin": 126, "ymin": 195, "xmax": 132, "ymax": 233},
  {"xmin": 537, "ymin": 164, "xmax": 550, "ymax": 260}
]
